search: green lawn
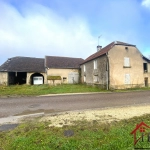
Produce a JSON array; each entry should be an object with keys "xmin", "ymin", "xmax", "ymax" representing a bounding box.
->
[
  {"xmin": 0, "ymin": 84, "xmax": 150, "ymax": 97},
  {"xmin": 0, "ymin": 84, "xmax": 107, "ymax": 97},
  {"xmin": 1, "ymin": 114, "xmax": 150, "ymax": 150}
]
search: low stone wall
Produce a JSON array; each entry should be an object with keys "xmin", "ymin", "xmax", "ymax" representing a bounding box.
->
[
  {"xmin": 47, "ymin": 80, "xmax": 61, "ymax": 85},
  {"xmin": 109, "ymin": 84, "xmax": 145, "ymax": 90}
]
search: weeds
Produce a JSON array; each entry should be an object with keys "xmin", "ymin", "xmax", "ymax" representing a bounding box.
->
[{"xmin": 1, "ymin": 114, "xmax": 150, "ymax": 149}]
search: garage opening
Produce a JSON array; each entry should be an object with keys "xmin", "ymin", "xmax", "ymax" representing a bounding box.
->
[
  {"xmin": 8, "ymin": 72, "xmax": 27, "ymax": 85},
  {"xmin": 30, "ymin": 73, "xmax": 44, "ymax": 85}
]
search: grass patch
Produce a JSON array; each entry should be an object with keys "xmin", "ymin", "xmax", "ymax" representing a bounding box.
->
[
  {"xmin": 0, "ymin": 84, "xmax": 149, "ymax": 97},
  {"xmin": 1, "ymin": 114, "xmax": 150, "ymax": 149},
  {"xmin": 0, "ymin": 84, "xmax": 107, "ymax": 97}
]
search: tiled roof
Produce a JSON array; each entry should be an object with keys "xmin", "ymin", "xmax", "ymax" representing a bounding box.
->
[
  {"xmin": 81, "ymin": 41, "xmax": 136, "ymax": 64},
  {"xmin": 45, "ymin": 56, "xmax": 84, "ymax": 69},
  {"xmin": 0, "ymin": 57, "xmax": 45, "ymax": 72}
]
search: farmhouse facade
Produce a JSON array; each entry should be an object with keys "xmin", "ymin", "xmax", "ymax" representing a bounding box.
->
[
  {"xmin": 80, "ymin": 41, "xmax": 150, "ymax": 89},
  {"xmin": 0, "ymin": 56, "xmax": 83, "ymax": 85},
  {"xmin": 45, "ymin": 56, "xmax": 84, "ymax": 85},
  {"xmin": 0, "ymin": 41, "xmax": 149, "ymax": 89}
]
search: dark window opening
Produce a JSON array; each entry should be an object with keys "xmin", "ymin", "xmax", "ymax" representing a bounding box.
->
[
  {"xmin": 143, "ymin": 63, "xmax": 148, "ymax": 73},
  {"xmin": 63, "ymin": 77, "xmax": 67, "ymax": 82}
]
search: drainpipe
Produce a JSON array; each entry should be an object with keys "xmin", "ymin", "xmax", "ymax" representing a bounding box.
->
[{"xmin": 106, "ymin": 53, "xmax": 110, "ymax": 90}]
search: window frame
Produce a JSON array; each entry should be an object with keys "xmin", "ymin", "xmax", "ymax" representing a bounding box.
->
[
  {"xmin": 83, "ymin": 65, "xmax": 86, "ymax": 72},
  {"xmin": 125, "ymin": 74, "xmax": 130, "ymax": 84},
  {"xmin": 94, "ymin": 60, "xmax": 97, "ymax": 69}
]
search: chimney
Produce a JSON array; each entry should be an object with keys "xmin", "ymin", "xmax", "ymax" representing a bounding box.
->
[{"xmin": 97, "ymin": 45, "xmax": 102, "ymax": 52}]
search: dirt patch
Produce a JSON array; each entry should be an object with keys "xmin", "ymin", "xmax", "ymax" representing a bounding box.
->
[{"xmin": 40, "ymin": 104, "xmax": 150, "ymax": 127}]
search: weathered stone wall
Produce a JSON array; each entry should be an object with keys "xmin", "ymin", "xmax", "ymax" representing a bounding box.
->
[
  {"xmin": 81, "ymin": 55, "xmax": 108, "ymax": 88},
  {"xmin": 47, "ymin": 68, "xmax": 79, "ymax": 85},
  {"xmin": 108, "ymin": 45, "xmax": 145, "ymax": 89},
  {"xmin": 143, "ymin": 59, "xmax": 150, "ymax": 87},
  {"xmin": 0, "ymin": 72, "xmax": 8, "ymax": 85}
]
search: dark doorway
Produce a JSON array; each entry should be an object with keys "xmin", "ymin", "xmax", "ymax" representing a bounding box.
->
[
  {"xmin": 8, "ymin": 72, "xmax": 27, "ymax": 85},
  {"xmin": 30, "ymin": 73, "xmax": 44, "ymax": 85},
  {"xmin": 144, "ymin": 77, "xmax": 148, "ymax": 87}
]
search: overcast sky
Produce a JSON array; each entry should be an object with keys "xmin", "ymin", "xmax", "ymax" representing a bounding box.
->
[{"xmin": 0, "ymin": 0, "xmax": 150, "ymax": 65}]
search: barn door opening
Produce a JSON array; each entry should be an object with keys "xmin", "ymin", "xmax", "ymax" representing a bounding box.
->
[
  {"xmin": 68, "ymin": 72, "xmax": 79, "ymax": 84},
  {"xmin": 8, "ymin": 72, "xmax": 27, "ymax": 85}
]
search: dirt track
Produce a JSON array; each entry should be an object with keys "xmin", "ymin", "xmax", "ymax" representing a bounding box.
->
[{"xmin": 40, "ymin": 104, "xmax": 150, "ymax": 127}]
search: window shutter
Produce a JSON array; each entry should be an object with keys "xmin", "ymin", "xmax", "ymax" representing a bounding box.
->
[
  {"xmin": 125, "ymin": 74, "xmax": 130, "ymax": 84},
  {"xmin": 84, "ymin": 76, "xmax": 86, "ymax": 82},
  {"xmin": 94, "ymin": 60, "xmax": 97, "ymax": 69},
  {"xmin": 124, "ymin": 57, "xmax": 130, "ymax": 67},
  {"xmin": 83, "ymin": 65, "xmax": 86, "ymax": 72}
]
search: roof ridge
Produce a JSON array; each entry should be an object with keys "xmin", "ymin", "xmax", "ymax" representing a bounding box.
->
[
  {"xmin": 45, "ymin": 55, "xmax": 83, "ymax": 60},
  {"xmin": 81, "ymin": 41, "xmax": 136, "ymax": 64}
]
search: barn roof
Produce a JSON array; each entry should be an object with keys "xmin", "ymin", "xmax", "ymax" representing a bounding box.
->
[
  {"xmin": 0, "ymin": 56, "xmax": 45, "ymax": 72},
  {"xmin": 45, "ymin": 56, "xmax": 84, "ymax": 69}
]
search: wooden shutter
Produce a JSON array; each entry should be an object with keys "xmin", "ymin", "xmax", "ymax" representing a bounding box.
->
[
  {"xmin": 125, "ymin": 74, "xmax": 130, "ymax": 84},
  {"xmin": 124, "ymin": 57, "xmax": 130, "ymax": 67}
]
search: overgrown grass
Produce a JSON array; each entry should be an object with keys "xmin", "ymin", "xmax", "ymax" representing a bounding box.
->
[
  {"xmin": 1, "ymin": 114, "xmax": 150, "ymax": 149},
  {"xmin": 0, "ymin": 84, "xmax": 107, "ymax": 97}
]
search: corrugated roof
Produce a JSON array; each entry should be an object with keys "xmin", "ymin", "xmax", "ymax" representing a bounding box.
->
[
  {"xmin": 45, "ymin": 56, "xmax": 84, "ymax": 69},
  {"xmin": 81, "ymin": 41, "xmax": 136, "ymax": 64},
  {"xmin": 0, "ymin": 56, "xmax": 45, "ymax": 72}
]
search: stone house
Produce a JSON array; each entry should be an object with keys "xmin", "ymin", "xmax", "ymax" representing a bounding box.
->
[
  {"xmin": 0, "ymin": 56, "xmax": 83, "ymax": 85},
  {"xmin": 80, "ymin": 41, "xmax": 150, "ymax": 89}
]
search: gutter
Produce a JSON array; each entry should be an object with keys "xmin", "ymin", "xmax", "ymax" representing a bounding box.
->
[{"xmin": 106, "ymin": 53, "xmax": 110, "ymax": 90}]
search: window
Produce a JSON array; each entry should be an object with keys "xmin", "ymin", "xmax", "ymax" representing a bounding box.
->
[
  {"xmin": 83, "ymin": 65, "xmax": 86, "ymax": 72},
  {"xmin": 84, "ymin": 76, "xmax": 86, "ymax": 82},
  {"xmin": 143, "ymin": 63, "xmax": 148, "ymax": 73},
  {"xmin": 124, "ymin": 57, "xmax": 130, "ymax": 67},
  {"xmin": 93, "ymin": 75, "xmax": 98, "ymax": 83},
  {"xmin": 94, "ymin": 60, "xmax": 97, "ymax": 69},
  {"xmin": 63, "ymin": 77, "xmax": 67, "ymax": 82},
  {"xmin": 125, "ymin": 74, "xmax": 130, "ymax": 84}
]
